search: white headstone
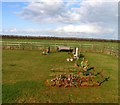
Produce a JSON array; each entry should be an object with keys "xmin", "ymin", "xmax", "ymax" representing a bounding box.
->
[{"xmin": 75, "ymin": 47, "xmax": 78, "ymax": 57}]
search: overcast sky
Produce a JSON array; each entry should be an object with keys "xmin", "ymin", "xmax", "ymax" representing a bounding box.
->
[{"xmin": 1, "ymin": 0, "xmax": 119, "ymax": 39}]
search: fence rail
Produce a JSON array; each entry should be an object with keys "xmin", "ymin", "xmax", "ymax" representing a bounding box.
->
[{"xmin": 1, "ymin": 41, "xmax": 119, "ymax": 57}]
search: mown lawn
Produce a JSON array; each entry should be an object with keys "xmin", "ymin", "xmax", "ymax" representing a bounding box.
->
[
  {"xmin": 2, "ymin": 50, "xmax": 118, "ymax": 103},
  {"xmin": 2, "ymin": 38, "xmax": 118, "ymax": 47}
]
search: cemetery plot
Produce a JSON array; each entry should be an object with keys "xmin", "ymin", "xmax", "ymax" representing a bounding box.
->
[
  {"xmin": 45, "ymin": 51, "xmax": 110, "ymax": 88},
  {"xmin": 2, "ymin": 40, "xmax": 118, "ymax": 103},
  {"xmin": 2, "ymin": 40, "xmax": 119, "ymax": 57}
]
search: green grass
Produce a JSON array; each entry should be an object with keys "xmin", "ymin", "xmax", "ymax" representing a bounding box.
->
[
  {"xmin": 2, "ymin": 38, "xmax": 118, "ymax": 47},
  {"xmin": 2, "ymin": 50, "xmax": 118, "ymax": 103}
]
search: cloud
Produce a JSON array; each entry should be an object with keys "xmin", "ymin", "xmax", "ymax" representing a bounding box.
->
[
  {"xmin": 8, "ymin": 0, "xmax": 118, "ymax": 39},
  {"xmin": 18, "ymin": 0, "xmax": 118, "ymax": 23},
  {"xmin": 2, "ymin": 28, "xmax": 117, "ymax": 40},
  {"xmin": 18, "ymin": 0, "xmax": 67, "ymax": 23},
  {"xmin": 9, "ymin": 28, "xmax": 17, "ymax": 32},
  {"xmin": 18, "ymin": 0, "xmax": 84, "ymax": 24},
  {"xmin": 55, "ymin": 24, "xmax": 115, "ymax": 34},
  {"xmin": 0, "ymin": 29, "xmax": 2, "ymax": 34},
  {"xmin": 71, "ymin": 0, "xmax": 118, "ymax": 38},
  {"xmin": 78, "ymin": 0, "xmax": 118, "ymax": 23}
]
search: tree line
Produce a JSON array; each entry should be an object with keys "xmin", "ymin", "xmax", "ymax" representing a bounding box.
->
[{"xmin": 1, "ymin": 35, "xmax": 120, "ymax": 43}]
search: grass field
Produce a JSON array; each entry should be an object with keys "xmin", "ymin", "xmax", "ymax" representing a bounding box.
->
[
  {"xmin": 2, "ymin": 38, "xmax": 118, "ymax": 47},
  {"xmin": 2, "ymin": 49, "xmax": 118, "ymax": 103}
]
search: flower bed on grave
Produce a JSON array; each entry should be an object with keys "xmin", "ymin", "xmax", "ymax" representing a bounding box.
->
[{"xmin": 45, "ymin": 57, "xmax": 110, "ymax": 88}]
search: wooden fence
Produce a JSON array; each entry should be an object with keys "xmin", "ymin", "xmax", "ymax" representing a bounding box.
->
[{"xmin": 1, "ymin": 41, "xmax": 119, "ymax": 57}]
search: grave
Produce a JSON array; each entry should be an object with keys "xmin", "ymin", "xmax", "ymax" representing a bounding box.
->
[{"xmin": 45, "ymin": 53, "xmax": 109, "ymax": 88}]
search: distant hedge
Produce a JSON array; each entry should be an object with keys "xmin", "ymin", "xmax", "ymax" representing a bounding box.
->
[{"xmin": 1, "ymin": 35, "xmax": 120, "ymax": 43}]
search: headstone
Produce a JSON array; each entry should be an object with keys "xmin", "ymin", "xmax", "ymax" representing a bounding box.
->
[{"xmin": 74, "ymin": 47, "xmax": 79, "ymax": 59}]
